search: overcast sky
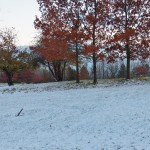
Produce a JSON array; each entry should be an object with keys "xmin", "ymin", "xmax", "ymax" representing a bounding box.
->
[{"xmin": 0, "ymin": 0, "xmax": 40, "ymax": 46}]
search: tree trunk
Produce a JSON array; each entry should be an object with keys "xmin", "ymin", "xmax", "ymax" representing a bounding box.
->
[
  {"xmin": 57, "ymin": 65, "xmax": 63, "ymax": 81},
  {"xmin": 53, "ymin": 61, "xmax": 62, "ymax": 81},
  {"xmin": 6, "ymin": 72, "xmax": 14, "ymax": 86},
  {"xmin": 124, "ymin": 0, "xmax": 130, "ymax": 79},
  {"xmin": 102, "ymin": 61, "xmax": 105, "ymax": 79},
  {"xmin": 92, "ymin": 0, "xmax": 97, "ymax": 84},
  {"xmin": 93, "ymin": 53, "xmax": 97, "ymax": 84},
  {"xmin": 126, "ymin": 44, "xmax": 130, "ymax": 79},
  {"xmin": 49, "ymin": 61, "xmax": 66, "ymax": 82},
  {"xmin": 47, "ymin": 62, "xmax": 57, "ymax": 82},
  {"xmin": 75, "ymin": 42, "xmax": 80, "ymax": 83}
]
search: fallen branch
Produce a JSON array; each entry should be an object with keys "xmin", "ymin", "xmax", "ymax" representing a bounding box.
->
[{"xmin": 16, "ymin": 108, "xmax": 23, "ymax": 117}]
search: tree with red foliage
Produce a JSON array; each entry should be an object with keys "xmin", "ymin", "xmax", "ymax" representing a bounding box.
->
[
  {"xmin": 83, "ymin": 0, "xmax": 109, "ymax": 84},
  {"xmin": 64, "ymin": 0, "xmax": 85, "ymax": 83},
  {"xmin": 133, "ymin": 64, "xmax": 149, "ymax": 79},
  {"xmin": 34, "ymin": 0, "xmax": 74, "ymax": 81},
  {"xmin": 108, "ymin": 0, "xmax": 150, "ymax": 79}
]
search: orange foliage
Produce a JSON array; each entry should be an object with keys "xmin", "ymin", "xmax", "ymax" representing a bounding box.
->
[
  {"xmin": 34, "ymin": 0, "xmax": 74, "ymax": 63},
  {"xmin": 109, "ymin": 0, "xmax": 150, "ymax": 60},
  {"xmin": 134, "ymin": 65, "xmax": 149, "ymax": 78},
  {"xmin": 83, "ymin": 0, "xmax": 109, "ymax": 60}
]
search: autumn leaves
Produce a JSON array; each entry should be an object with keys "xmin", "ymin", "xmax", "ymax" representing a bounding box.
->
[{"xmin": 33, "ymin": 0, "xmax": 150, "ymax": 83}]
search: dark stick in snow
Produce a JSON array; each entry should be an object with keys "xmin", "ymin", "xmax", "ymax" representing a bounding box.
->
[{"xmin": 16, "ymin": 108, "xmax": 23, "ymax": 117}]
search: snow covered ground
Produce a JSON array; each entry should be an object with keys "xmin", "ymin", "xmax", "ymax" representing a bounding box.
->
[{"xmin": 0, "ymin": 80, "xmax": 150, "ymax": 150}]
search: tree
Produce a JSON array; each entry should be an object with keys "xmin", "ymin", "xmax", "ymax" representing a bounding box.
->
[
  {"xmin": 31, "ymin": 37, "xmax": 72, "ymax": 81},
  {"xmin": 0, "ymin": 28, "xmax": 34, "ymax": 85},
  {"xmin": 65, "ymin": 0, "xmax": 85, "ymax": 83},
  {"xmin": 34, "ymin": 0, "xmax": 74, "ymax": 81},
  {"xmin": 108, "ymin": 0, "xmax": 150, "ymax": 79},
  {"xmin": 83, "ymin": 0, "xmax": 108, "ymax": 84},
  {"xmin": 133, "ymin": 64, "xmax": 149, "ymax": 78}
]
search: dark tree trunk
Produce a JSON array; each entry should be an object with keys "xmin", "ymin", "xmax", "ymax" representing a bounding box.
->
[
  {"xmin": 47, "ymin": 62, "xmax": 57, "ymax": 82},
  {"xmin": 126, "ymin": 44, "xmax": 130, "ymax": 79},
  {"xmin": 102, "ymin": 61, "xmax": 105, "ymax": 79},
  {"xmin": 92, "ymin": 0, "xmax": 97, "ymax": 84},
  {"xmin": 57, "ymin": 65, "xmax": 63, "ymax": 81},
  {"xmin": 93, "ymin": 53, "xmax": 97, "ymax": 84},
  {"xmin": 55, "ymin": 61, "xmax": 64, "ymax": 81},
  {"xmin": 48, "ymin": 61, "xmax": 66, "ymax": 82},
  {"xmin": 75, "ymin": 42, "xmax": 80, "ymax": 83},
  {"xmin": 5, "ymin": 71, "xmax": 14, "ymax": 86},
  {"xmin": 124, "ymin": 0, "xmax": 130, "ymax": 79}
]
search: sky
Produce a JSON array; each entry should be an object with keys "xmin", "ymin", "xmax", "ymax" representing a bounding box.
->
[{"xmin": 0, "ymin": 0, "xmax": 40, "ymax": 46}]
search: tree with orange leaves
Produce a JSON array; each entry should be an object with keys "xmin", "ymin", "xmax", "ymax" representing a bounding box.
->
[
  {"xmin": 64, "ymin": 0, "xmax": 85, "ymax": 83},
  {"xmin": 34, "ymin": 0, "xmax": 74, "ymax": 81},
  {"xmin": 108, "ymin": 0, "xmax": 150, "ymax": 79},
  {"xmin": 83, "ymin": 0, "xmax": 109, "ymax": 84}
]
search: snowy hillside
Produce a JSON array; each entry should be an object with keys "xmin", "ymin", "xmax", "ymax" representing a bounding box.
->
[{"xmin": 0, "ymin": 80, "xmax": 150, "ymax": 150}]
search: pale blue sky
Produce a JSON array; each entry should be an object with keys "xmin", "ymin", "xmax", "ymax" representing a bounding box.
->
[{"xmin": 0, "ymin": 0, "xmax": 40, "ymax": 46}]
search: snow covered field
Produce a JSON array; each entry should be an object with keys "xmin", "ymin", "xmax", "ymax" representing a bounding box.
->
[{"xmin": 0, "ymin": 80, "xmax": 150, "ymax": 150}]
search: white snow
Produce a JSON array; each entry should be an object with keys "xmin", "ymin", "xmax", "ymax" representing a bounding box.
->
[{"xmin": 0, "ymin": 80, "xmax": 150, "ymax": 150}]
